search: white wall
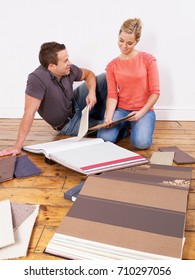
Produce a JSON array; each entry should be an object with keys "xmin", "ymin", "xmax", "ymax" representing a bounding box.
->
[{"xmin": 0, "ymin": 0, "xmax": 194, "ymax": 120}]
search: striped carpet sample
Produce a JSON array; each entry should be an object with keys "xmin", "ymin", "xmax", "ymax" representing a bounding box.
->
[{"xmin": 45, "ymin": 164, "xmax": 192, "ymax": 260}]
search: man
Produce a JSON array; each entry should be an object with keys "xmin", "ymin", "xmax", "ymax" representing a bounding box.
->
[{"xmin": 0, "ymin": 42, "xmax": 107, "ymax": 156}]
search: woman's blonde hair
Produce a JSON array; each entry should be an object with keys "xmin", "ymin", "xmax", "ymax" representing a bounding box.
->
[{"xmin": 119, "ymin": 18, "xmax": 142, "ymax": 41}]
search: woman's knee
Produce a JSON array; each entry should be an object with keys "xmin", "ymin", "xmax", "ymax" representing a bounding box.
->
[{"xmin": 131, "ymin": 135, "xmax": 152, "ymax": 150}]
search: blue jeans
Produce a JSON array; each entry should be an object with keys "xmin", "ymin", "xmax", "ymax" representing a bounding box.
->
[
  {"xmin": 61, "ymin": 73, "xmax": 107, "ymax": 136},
  {"xmin": 97, "ymin": 108, "xmax": 156, "ymax": 150}
]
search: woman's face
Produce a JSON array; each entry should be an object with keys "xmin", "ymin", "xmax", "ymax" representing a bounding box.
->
[{"xmin": 118, "ymin": 31, "xmax": 137, "ymax": 55}]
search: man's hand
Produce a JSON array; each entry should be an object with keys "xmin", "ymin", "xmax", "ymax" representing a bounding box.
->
[
  {"xmin": 80, "ymin": 68, "xmax": 97, "ymax": 109},
  {"xmin": 86, "ymin": 90, "xmax": 97, "ymax": 109},
  {"xmin": 0, "ymin": 146, "xmax": 22, "ymax": 157}
]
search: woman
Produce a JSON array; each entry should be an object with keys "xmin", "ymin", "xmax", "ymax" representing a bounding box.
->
[{"xmin": 97, "ymin": 18, "xmax": 160, "ymax": 149}]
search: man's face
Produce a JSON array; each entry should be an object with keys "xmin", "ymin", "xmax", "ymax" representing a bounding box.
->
[{"xmin": 50, "ymin": 49, "xmax": 71, "ymax": 78}]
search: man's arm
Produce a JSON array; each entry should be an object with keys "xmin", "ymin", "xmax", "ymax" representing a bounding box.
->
[
  {"xmin": 80, "ymin": 68, "xmax": 97, "ymax": 109},
  {"xmin": 0, "ymin": 94, "xmax": 41, "ymax": 156}
]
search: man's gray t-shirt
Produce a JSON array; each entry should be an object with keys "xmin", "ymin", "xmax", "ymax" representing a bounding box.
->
[{"xmin": 25, "ymin": 64, "xmax": 82, "ymax": 127}]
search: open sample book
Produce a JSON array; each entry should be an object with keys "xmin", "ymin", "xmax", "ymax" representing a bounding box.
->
[
  {"xmin": 45, "ymin": 164, "xmax": 192, "ymax": 260},
  {"xmin": 23, "ymin": 107, "xmax": 147, "ymax": 175}
]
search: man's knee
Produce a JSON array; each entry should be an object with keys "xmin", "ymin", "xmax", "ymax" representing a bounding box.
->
[
  {"xmin": 96, "ymin": 73, "xmax": 107, "ymax": 91},
  {"xmin": 96, "ymin": 72, "xmax": 106, "ymax": 82}
]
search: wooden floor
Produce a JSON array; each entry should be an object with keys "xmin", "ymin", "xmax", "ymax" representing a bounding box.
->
[{"xmin": 0, "ymin": 119, "xmax": 195, "ymax": 260}]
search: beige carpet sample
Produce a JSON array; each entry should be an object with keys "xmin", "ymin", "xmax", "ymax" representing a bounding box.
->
[
  {"xmin": 0, "ymin": 201, "xmax": 39, "ymax": 260},
  {"xmin": 150, "ymin": 152, "xmax": 175, "ymax": 165}
]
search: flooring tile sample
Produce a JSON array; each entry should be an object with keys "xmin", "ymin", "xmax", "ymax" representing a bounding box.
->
[
  {"xmin": 11, "ymin": 202, "xmax": 36, "ymax": 230},
  {"xmin": 14, "ymin": 155, "xmax": 41, "ymax": 178},
  {"xmin": 150, "ymin": 152, "xmax": 175, "ymax": 165},
  {"xmin": 0, "ymin": 203, "xmax": 39, "ymax": 260},
  {"xmin": 158, "ymin": 146, "xmax": 195, "ymax": 164},
  {"xmin": 0, "ymin": 156, "xmax": 16, "ymax": 182},
  {"xmin": 0, "ymin": 200, "xmax": 15, "ymax": 248}
]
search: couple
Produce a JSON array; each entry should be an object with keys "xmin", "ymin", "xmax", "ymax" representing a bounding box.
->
[{"xmin": 0, "ymin": 18, "xmax": 160, "ymax": 157}]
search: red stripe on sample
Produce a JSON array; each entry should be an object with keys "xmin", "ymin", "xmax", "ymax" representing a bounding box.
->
[{"xmin": 81, "ymin": 156, "xmax": 144, "ymax": 171}]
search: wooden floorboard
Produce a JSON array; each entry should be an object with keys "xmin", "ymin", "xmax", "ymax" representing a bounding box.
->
[{"xmin": 0, "ymin": 118, "xmax": 195, "ymax": 260}]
